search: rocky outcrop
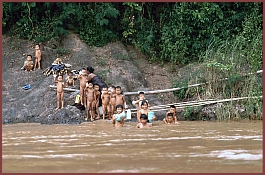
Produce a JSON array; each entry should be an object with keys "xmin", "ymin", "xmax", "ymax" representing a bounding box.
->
[{"xmin": 2, "ymin": 34, "xmax": 165, "ymax": 124}]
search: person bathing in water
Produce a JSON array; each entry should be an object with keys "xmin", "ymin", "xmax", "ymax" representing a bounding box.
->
[
  {"xmin": 136, "ymin": 114, "xmax": 152, "ymax": 128},
  {"xmin": 137, "ymin": 100, "xmax": 156, "ymax": 123},
  {"xmin": 112, "ymin": 104, "xmax": 126, "ymax": 128}
]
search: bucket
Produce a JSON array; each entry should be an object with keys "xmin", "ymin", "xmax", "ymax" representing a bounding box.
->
[
  {"xmin": 115, "ymin": 112, "xmax": 126, "ymax": 121},
  {"xmin": 148, "ymin": 111, "xmax": 155, "ymax": 123},
  {"xmin": 126, "ymin": 109, "xmax": 131, "ymax": 120},
  {"xmin": 75, "ymin": 94, "xmax": 81, "ymax": 103}
]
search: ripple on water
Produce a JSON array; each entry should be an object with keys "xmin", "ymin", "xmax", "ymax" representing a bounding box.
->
[
  {"xmin": 189, "ymin": 149, "xmax": 262, "ymax": 161},
  {"xmin": 210, "ymin": 149, "xmax": 262, "ymax": 160}
]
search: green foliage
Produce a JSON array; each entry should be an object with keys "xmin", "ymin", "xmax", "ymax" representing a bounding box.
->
[
  {"xmin": 172, "ymin": 80, "xmax": 188, "ymax": 99},
  {"xmin": 182, "ymin": 107, "xmax": 197, "ymax": 121},
  {"xmin": 3, "ymin": 2, "xmax": 261, "ymax": 66}
]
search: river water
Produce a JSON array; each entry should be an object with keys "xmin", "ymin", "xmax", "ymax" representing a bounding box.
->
[{"xmin": 2, "ymin": 120, "xmax": 263, "ymax": 173}]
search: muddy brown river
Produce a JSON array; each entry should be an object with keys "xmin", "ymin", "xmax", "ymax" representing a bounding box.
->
[{"xmin": 2, "ymin": 120, "xmax": 262, "ymax": 173}]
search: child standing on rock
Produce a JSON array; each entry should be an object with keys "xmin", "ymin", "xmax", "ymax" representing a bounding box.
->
[
  {"xmin": 84, "ymin": 82, "xmax": 96, "ymax": 121},
  {"xmin": 77, "ymin": 68, "xmax": 88, "ymax": 105},
  {"xmin": 101, "ymin": 86, "xmax": 111, "ymax": 120},
  {"xmin": 54, "ymin": 75, "xmax": 65, "ymax": 110},
  {"xmin": 114, "ymin": 86, "xmax": 127, "ymax": 110},
  {"xmin": 109, "ymin": 86, "xmax": 116, "ymax": 119},
  {"xmin": 93, "ymin": 83, "xmax": 101, "ymax": 119},
  {"xmin": 34, "ymin": 44, "xmax": 42, "ymax": 70}
]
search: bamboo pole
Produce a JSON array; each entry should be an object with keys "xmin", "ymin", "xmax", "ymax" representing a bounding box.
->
[
  {"xmin": 49, "ymin": 85, "xmax": 80, "ymax": 92},
  {"xmin": 130, "ymin": 96, "xmax": 262, "ymax": 113},
  {"xmin": 123, "ymin": 69, "xmax": 263, "ymax": 96},
  {"xmin": 124, "ymin": 83, "xmax": 207, "ymax": 95},
  {"xmin": 49, "ymin": 70, "xmax": 262, "ymax": 95}
]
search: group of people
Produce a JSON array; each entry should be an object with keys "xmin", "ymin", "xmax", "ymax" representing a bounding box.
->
[
  {"xmin": 53, "ymin": 66, "xmax": 180, "ymax": 128},
  {"xmin": 22, "ymin": 44, "xmax": 42, "ymax": 71},
  {"xmin": 133, "ymin": 92, "xmax": 179, "ymax": 128},
  {"xmin": 22, "ymin": 44, "xmax": 179, "ymax": 128}
]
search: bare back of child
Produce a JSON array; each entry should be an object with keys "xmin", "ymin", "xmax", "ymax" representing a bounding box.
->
[{"xmin": 93, "ymin": 84, "xmax": 101, "ymax": 119}]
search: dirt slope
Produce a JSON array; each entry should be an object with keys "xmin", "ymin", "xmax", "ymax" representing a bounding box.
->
[{"xmin": 2, "ymin": 34, "xmax": 180, "ymax": 124}]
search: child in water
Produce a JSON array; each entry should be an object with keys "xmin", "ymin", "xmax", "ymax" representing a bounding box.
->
[
  {"xmin": 136, "ymin": 114, "xmax": 152, "ymax": 128},
  {"xmin": 137, "ymin": 100, "xmax": 156, "ymax": 123},
  {"xmin": 164, "ymin": 105, "xmax": 178, "ymax": 124},
  {"xmin": 163, "ymin": 113, "xmax": 175, "ymax": 124},
  {"xmin": 112, "ymin": 104, "xmax": 126, "ymax": 127}
]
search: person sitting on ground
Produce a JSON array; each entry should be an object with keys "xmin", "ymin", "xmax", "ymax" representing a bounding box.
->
[
  {"xmin": 53, "ymin": 75, "xmax": 65, "ymax": 110},
  {"xmin": 164, "ymin": 105, "xmax": 178, "ymax": 124},
  {"xmin": 163, "ymin": 113, "xmax": 175, "ymax": 124},
  {"xmin": 65, "ymin": 72, "xmax": 75, "ymax": 87},
  {"xmin": 23, "ymin": 54, "xmax": 34, "ymax": 71},
  {"xmin": 136, "ymin": 114, "xmax": 152, "ymax": 128},
  {"xmin": 112, "ymin": 104, "xmax": 126, "ymax": 128}
]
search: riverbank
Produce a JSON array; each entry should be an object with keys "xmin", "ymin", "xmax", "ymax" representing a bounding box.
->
[{"xmin": 2, "ymin": 34, "xmax": 262, "ymax": 124}]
